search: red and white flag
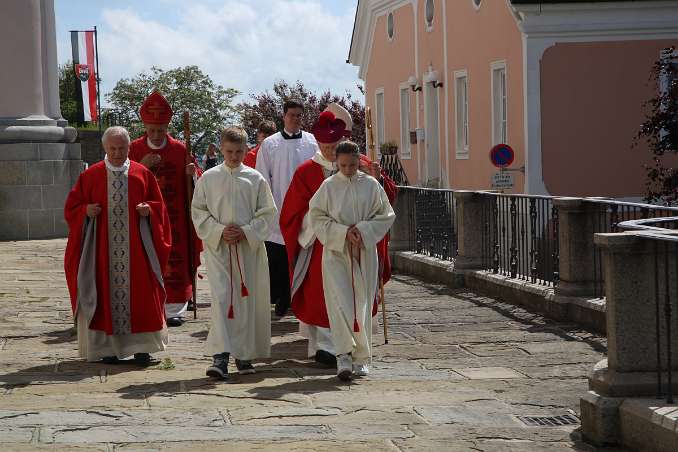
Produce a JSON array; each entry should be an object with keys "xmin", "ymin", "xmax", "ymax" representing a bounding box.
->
[{"xmin": 70, "ymin": 30, "xmax": 98, "ymax": 122}]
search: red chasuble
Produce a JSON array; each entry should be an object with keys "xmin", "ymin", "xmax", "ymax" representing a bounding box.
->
[
  {"xmin": 64, "ymin": 161, "xmax": 172, "ymax": 334},
  {"xmin": 280, "ymin": 155, "xmax": 398, "ymax": 328},
  {"xmin": 243, "ymin": 144, "xmax": 260, "ymax": 169},
  {"xmin": 129, "ymin": 135, "xmax": 203, "ymax": 304}
]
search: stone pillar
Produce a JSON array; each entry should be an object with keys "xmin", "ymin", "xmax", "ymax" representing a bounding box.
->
[
  {"xmin": 0, "ymin": 0, "xmax": 83, "ymax": 240},
  {"xmin": 389, "ymin": 187, "xmax": 414, "ymax": 252},
  {"xmin": 581, "ymin": 232, "xmax": 678, "ymax": 446},
  {"xmin": 553, "ymin": 197, "xmax": 602, "ymax": 297},
  {"xmin": 453, "ymin": 191, "xmax": 492, "ymax": 271}
]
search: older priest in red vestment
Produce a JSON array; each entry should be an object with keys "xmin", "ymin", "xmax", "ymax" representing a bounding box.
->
[
  {"xmin": 280, "ymin": 105, "xmax": 397, "ymax": 366},
  {"xmin": 64, "ymin": 126, "xmax": 172, "ymax": 365},
  {"xmin": 129, "ymin": 91, "xmax": 202, "ymax": 327}
]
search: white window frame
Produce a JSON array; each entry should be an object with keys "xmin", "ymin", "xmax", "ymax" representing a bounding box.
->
[
  {"xmin": 491, "ymin": 61, "xmax": 507, "ymax": 146},
  {"xmin": 399, "ymin": 84, "xmax": 411, "ymax": 159},
  {"xmin": 454, "ymin": 70, "xmax": 469, "ymax": 159},
  {"xmin": 375, "ymin": 88, "xmax": 385, "ymax": 158},
  {"xmin": 425, "ymin": 0, "xmax": 435, "ymax": 32}
]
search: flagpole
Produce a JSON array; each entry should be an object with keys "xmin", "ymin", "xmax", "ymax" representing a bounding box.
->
[{"xmin": 93, "ymin": 26, "xmax": 102, "ymax": 133}]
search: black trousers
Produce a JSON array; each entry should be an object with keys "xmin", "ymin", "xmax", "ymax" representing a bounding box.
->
[{"xmin": 265, "ymin": 241, "xmax": 291, "ymax": 312}]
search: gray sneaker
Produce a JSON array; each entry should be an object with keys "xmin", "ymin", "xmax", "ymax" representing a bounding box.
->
[
  {"xmin": 206, "ymin": 353, "xmax": 229, "ymax": 379},
  {"xmin": 235, "ymin": 359, "xmax": 256, "ymax": 375}
]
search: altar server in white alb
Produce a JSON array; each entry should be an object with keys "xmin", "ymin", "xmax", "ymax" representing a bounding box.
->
[
  {"xmin": 309, "ymin": 141, "xmax": 395, "ymax": 381},
  {"xmin": 255, "ymin": 99, "xmax": 319, "ymax": 317},
  {"xmin": 192, "ymin": 127, "xmax": 276, "ymax": 379}
]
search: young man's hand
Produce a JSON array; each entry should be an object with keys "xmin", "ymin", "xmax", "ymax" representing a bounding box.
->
[{"xmin": 222, "ymin": 225, "xmax": 245, "ymax": 244}]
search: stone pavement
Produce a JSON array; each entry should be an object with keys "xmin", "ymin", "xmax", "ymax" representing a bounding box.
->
[{"xmin": 0, "ymin": 239, "xmax": 620, "ymax": 451}]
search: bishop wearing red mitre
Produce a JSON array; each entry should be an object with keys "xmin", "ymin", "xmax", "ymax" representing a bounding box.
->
[{"xmin": 129, "ymin": 91, "xmax": 202, "ymax": 327}]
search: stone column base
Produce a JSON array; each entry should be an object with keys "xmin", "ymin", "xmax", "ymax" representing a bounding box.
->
[
  {"xmin": 0, "ymin": 142, "xmax": 83, "ymax": 241},
  {"xmin": 580, "ymin": 390, "xmax": 623, "ymax": 446}
]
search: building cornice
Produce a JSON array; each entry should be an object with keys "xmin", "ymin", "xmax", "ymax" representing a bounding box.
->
[{"xmin": 510, "ymin": 1, "xmax": 678, "ymax": 39}]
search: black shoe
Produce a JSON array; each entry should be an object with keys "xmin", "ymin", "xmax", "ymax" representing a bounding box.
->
[
  {"xmin": 274, "ymin": 301, "xmax": 289, "ymax": 317},
  {"xmin": 187, "ymin": 300, "xmax": 195, "ymax": 311},
  {"xmin": 314, "ymin": 350, "xmax": 337, "ymax": 367},
  {"xmin": 101, "ymin": 356, "xmax": 119, "ymax": 364},
  {"xmin": 134, "ymin": 353, "xmax": 152, "ymax": 366},
  {"xmin": 235, "ymin": 359, "xmax": 256, "ymax": 375},
  {"xmin": 167, "ymin": 317, "xmax": 184, "ymax": 327},
  {"xmin": 206, "ymin": 353, "xmax": 229, "ymax": 380}
]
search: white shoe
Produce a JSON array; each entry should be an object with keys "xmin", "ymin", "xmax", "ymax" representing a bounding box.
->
[
  {"xmin": 337, "ymin": 354, "xmax": 353, "ymax": 381},
  {"xmin": 352, "ymin": 363, "xmax": 369, "ymax": 377}
]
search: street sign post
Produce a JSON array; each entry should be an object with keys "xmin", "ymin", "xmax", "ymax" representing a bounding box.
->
[
  {"xmin": 490, "ymin": 144, "xmax": 515, "ymax": 168},
  {"xmin": 491, "ymin": 171, "xmax": 514, "ymax": 190}
]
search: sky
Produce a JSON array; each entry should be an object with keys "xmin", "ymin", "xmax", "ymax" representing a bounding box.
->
[{"xmin": 54, "ymin": 0, "xmax": 362, "ymax": 107}]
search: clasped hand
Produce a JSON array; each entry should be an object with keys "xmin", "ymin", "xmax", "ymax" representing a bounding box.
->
[
  {"xmin": 346, "ymin": 225, "xmax": 363, "ymax": 248},
  {"xmin": 222, "ymin": 224, "xmax": 245, "ymax": 244},
  {"xmin": 86, "ymin": 203, "xmax": 151, "ymax": 217}
]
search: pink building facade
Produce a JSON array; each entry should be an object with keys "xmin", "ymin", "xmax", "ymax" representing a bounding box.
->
[{"xmin": 348, "ymin": 0, "xmax": 678, "ymax": 196}]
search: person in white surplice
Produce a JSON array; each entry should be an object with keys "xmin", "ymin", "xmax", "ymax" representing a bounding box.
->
[
  {"xmin": 308, "ymin": 141, "xmax": 396, "ymax": 381},
  {"xmin": 191, "ymin": 127, "xmax": 276, "ymax": 379}
]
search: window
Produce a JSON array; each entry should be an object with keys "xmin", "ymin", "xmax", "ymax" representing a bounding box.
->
[
  {"xmin": 375, "ymin": 89, "xmax": 385, "ymax": 156},
  {"xmin": 387, "ymin": 12, "xmax": 394, "ymax": 40},
  {"xmin": 399, "ymin": 87, "xmax": 411, "ymax": 158},
  {"xmin": 454, "ymin": 71, "xmax": 469, "ymax": 157},
  {"xmin": 425, "ymin": 0, "xmax": 434, "ymax": 28},
  {"xmin": 492, "ymin": 62, "xmax": 507, "ymax": 145}
]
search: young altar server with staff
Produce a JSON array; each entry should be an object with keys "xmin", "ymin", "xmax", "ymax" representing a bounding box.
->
[
  {"xmin": 308, "ymin": 141, "xmax": 396, "ymax": 381},
  {"xmin": 191, "ymin": 127, "xmax": 276, "ymax": 379}
]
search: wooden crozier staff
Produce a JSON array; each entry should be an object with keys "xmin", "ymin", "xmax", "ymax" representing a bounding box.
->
[
  {"xmin": 365, "ymin": 107, "xmax": 389, "ymax": 344},
  {"xmin": 183, "ymin": 111, "xmax": 198, "ymax": 320}
]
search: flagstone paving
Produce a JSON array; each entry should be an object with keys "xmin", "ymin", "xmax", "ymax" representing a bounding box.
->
[{"xmin": 0, "ymin": 239, "xmax": 623, "ymax": 451}]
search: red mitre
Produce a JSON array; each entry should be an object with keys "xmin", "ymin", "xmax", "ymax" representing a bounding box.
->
[
  {"xmin": 311, "ymin": 111, "xmax": 346, "ymax": 144},
  {"xmin": 140, "ymin": 90, "xmax": 173, "ymax": 124}
]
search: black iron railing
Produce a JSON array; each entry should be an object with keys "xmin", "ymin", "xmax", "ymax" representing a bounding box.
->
[
  {"xmin": 480, "ymin": 193, "xmax": 559, "ymax": 286},
  {"xmin": 586, "ymin": 199, "xmax": 678, "ymax": 298},
  {"xmin": 399, "ymin": 187, "xmax": 457, "ymax": 261},
  {"xmin": 619, "ymin": 217, "xmax": 678, "ymax": 404}
]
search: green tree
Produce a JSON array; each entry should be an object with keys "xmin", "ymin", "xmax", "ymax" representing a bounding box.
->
[
  {"xmin": 637, "ymin": 47, "xmax": 678, "ymax": 205},
  {"xmin": 238, "ymin": 80, "xmax": 366, "ymax": 151},
  {"xmin": 58, "ymin": 61, "xmax": 80, "ymax": 126},
  {"xmin": 106, "ymin": 66, "xmax": 239, "ymax": 156}
]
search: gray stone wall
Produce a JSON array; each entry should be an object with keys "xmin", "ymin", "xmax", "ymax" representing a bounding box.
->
[
  {"xmin": 0, "ymin": 142, "xmax": 82, "ymax": 240},
  {"xmin": 77, "ymin": 129, "xmax": 104, "ymax": 165}
]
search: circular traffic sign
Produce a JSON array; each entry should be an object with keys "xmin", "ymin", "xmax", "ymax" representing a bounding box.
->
[{"xmin": 490, "ymin": 144, "xmax": 514, "ymax": 168}]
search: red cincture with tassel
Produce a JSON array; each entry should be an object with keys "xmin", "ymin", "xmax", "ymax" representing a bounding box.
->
[
  {"xmin": 227, "ymin": 243, "xmax": 249, "ymax": 319},
  {"xmin": 350, "ymin": 246, "xmax": 360, "ymax": 333}
]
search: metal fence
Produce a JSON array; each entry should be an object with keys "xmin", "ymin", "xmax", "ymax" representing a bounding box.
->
[
  {"xmin": 619, "ymin": 217, "xmax": 678, "ymax": 404},
  {"xmin": 586, "ymin": 199, "xmax": 678, "ymax": 298},
  {"xmin": 480, "ymin": 193, "xmax": 559, "ymax": 286},
  {"xmin": 398, "ymin": 187, "xmax": 457, "ymax": 261}
]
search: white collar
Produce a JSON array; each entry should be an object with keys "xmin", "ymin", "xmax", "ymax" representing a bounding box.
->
[
  {"xmin": 223, "ymin": 163, "xmax": 244, "ymax": 173},
  {"xmin": 335, "ymin": 171, "xmax": 360, "ymax": 182},
  {"xmin": 311, "ymin": 151, "xmax": 336, "ymax": 172},
  {"xmin": 104, "ymin": 156, "xmax": 131, "ymax": 172},
  {"xmin": 147, "ymin": 136, "xmax": 167, "ymax": 150}
]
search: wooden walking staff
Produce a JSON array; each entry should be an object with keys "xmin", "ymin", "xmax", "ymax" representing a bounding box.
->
[
  {"xmin": 183, "ymin": 111, "xmax": 198, "ymax": 320},
  {"xmin": 365, "ymin": 107, "xmax": 389, "ymax": 344}
]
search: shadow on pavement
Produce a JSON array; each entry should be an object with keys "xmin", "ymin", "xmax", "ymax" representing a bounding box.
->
[{"xmin": 0, "ymin": 359, "xmax": 146, "ymax": 389}]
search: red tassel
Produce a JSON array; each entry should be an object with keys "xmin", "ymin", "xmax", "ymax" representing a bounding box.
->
[
  {"xmin": 353, "ymin": 318, "xmax": 360, "ymax": 333},
  {"xmin": 241, "ymin": 284, "xmax": 249, "ymax": 297},
  {"xmin": 228, "ymin": 304, "xmax": 234, "ymax": 319}
]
